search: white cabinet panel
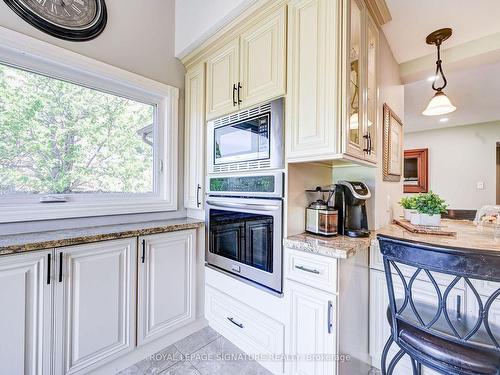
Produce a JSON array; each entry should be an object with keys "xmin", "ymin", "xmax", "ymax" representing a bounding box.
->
[
  {"xmin": 206, "ymin": 38, "xmax": 239, "ymax": 120},
  {"xmin": 138, "ymin": 230, "xmax": 196, "ymax": 345},
  {"xmin": 288, "ymin": 280, "xmax": 336, "ymax": 375},
  {"xmin": 0, "ymin": 251, "xmax": 52, "ymax": 375},
  {"xmin": 240, "ymin": 6, "xmax": 286, "ymax": 109},
  {"xmin": 286, "ymin": 0, "xmax": 340, "ymax": 161},
  {"xmin": 54, "ymin": 238, "xmax": 136, "ymax": 375},
  {"xmin": 184, "ymin": 63, "xmax": 206, "ymax": 210}
]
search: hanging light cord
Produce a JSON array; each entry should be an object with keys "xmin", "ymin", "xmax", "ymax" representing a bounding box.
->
[{"xmin": 432, "ymin": 41, "xmax": 448, "ymax": 92}]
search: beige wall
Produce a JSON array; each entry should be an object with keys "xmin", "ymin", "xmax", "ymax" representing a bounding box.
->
[
  {"xmin": 405, "ymin": 122, "xmax": 499, "ymax": 210},
  {"xmin": 0, "ymin": 0, "xmax": 184, "ymax": 87}
]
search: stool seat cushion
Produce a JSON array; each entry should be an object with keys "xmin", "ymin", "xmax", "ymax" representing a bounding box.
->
[{"xmin": 398, "ymin": 322, "xmax": 500, "ymax": 375}]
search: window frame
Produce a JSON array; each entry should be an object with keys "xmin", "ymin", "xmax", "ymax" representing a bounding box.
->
[{"xmin": 0, "ymin": 26, "xmax": 178, "ymax": 223}]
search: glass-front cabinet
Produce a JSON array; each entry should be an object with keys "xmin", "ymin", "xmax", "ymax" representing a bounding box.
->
[{"xmin": 344, "ymin": 0, "xmax": 379, "ymax": 163}]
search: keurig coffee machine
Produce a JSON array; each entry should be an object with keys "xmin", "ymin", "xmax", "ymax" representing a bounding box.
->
[{"xmin": 334, "ymin": 181, "xmax": 371, "ymax": 237}]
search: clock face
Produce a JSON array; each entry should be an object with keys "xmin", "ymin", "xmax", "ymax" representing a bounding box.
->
[
  {"xmin": 18, "ymin": 0, "xmax": 99, "ymax": 30},
  {"xmin": 3, "ymin": 0, "xmax": 107, "ymax": 41}
]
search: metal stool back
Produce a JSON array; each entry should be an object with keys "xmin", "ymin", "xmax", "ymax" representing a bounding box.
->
[{"xmin": 378, "ymin": 234, "xmax": 500, "ymax": 375}]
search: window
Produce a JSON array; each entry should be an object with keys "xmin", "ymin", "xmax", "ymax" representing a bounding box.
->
[{"xmin": 0, "ymin": 28, "xmax": 178, "ymax": 222}]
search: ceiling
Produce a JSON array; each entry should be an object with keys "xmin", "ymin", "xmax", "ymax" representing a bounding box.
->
[
  {"xmin": 382, "ymin": 0, "xmax": 500, "ymax": 63},
  {"xmin": 404, "ymin": 61, "xmax": 500, "ymax": 133}
]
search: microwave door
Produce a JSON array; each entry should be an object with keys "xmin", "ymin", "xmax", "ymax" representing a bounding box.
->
[{"xmin": 214, "ymin": 116, "xmax": 270, "ymax": 165}]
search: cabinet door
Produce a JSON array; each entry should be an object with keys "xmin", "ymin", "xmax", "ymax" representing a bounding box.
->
[
  {"xmin": 239, "ymin": 5, "xmax": 286, "ymax": 109},
  {"xmin": 287, "ymin": 0, "xmax": 340, "ymax": 161},
  {"xmin": 137, "ymin": 230, "xmax": 196, "ymax": 345},
  {"xmin": 364, "ymin": 12, "xmax": 378, "ymax": 164},
  {"xmin": 206, "ymin": 38, "xmax": 239, "ymax": 120},
  {"xmin": 344, "ymin": 0, "xmax": 366, "ymax": 159},
  {"xmin": 184, "ymin": 63, "xmax": 206, "ymax": 210},
  {"xmin": 0, "ymin": 251, "xmax": 52, "ymax": 375},
  {"xmin": 288, "ymin": 280, "xmax": 336, "ymax": 375},
  {"xmin": 54, "ymin": 239, "xmax": 136, "ymax": 375}
]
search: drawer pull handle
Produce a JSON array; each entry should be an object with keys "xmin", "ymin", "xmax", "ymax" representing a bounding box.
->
[
  {"xmin": 327, "ymin": 300, "xmax": 333, "ymax": 334},
  {"xmin": 227, "ymin": 317, "xmax": 244, "ymax": 329},
  {"xmin": 295, "ymin": 265, "xmax": 320, "ymax": 274}
]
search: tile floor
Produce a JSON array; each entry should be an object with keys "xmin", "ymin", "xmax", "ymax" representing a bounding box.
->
[{"xmin": 117, "ymin": 326, "xmax": 272, "ymax": 375}]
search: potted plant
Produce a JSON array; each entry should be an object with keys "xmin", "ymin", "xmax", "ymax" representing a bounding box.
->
[
  {"xmin": 412, "ymin": 191, "xmax": 448, "ymax": 226},
  {"xmin": 399, "ymin": 196, "xmax": 417, "ymax": 220}
]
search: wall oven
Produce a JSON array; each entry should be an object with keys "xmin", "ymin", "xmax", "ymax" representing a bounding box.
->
[
  {"xmin": 205, "ymin": 172, "xmax": 283, "ymax": 293},
  {"xmin": 207, "ymin": 98, "xmax": 283, "ymax": 174}
]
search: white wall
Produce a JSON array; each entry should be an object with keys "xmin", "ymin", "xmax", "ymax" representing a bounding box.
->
[
  {"xmin": 405, "ymin": 122, "xmax": 499, "ymax": 210},
  {"xmin": 0, "ymin": 0, "xmax": 188, "ymax": 232},
  {"xmin": 374, "ymin": 31, "xmax": 405, "ymax": 228},
  {"xmin": 174, "ymin": 0, "xmax": 257, "ymax": 57}
]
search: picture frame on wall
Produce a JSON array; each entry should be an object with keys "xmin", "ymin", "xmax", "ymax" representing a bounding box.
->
[{"xmin": 382, "ymin": 103, "xmax": 403, "ymax": 182}]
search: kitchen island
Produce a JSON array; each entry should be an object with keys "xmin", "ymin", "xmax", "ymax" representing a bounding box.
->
[{"xmin": 369, "ymin": 219, "xmax": 500, "ymax": 372}]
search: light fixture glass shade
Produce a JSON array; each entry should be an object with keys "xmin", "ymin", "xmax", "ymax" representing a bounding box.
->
[{"xmin": 422, "ymin": 91, "xmax": 456, "ymax": 116}]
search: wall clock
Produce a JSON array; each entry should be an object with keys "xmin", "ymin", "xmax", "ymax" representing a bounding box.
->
[{"xmin": 3, "ymin": 0, "xmax": 107, "ymax": 41}]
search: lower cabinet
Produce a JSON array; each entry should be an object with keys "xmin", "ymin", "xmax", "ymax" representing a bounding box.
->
[
  {"xmin": 287, "ymin": 280, "xmax": 336, "ymax": 375},
  {"xmin": 0, "ymin": 229, "xmax": 198, "ymax": 375},
  {"xmin": 137, "ymin": 230, "xmax": 196, "ymax": 345},
  {"xmin": 0, "ymin": 250, "xmax": 52, "ymax": 375},
  {"xmin": 53, "ymin": 238, "xmax": 136, "ymax": 375}
]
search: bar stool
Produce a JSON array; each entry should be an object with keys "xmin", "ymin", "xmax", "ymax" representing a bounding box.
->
[{"xmin": 377, "ymin": 234, "xmax": 500, "ymax": 375}]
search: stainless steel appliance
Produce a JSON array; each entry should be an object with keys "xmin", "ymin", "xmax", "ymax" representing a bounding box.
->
[
  {"xmin": 205, "ymin": 171, "xmax": 283, "ymax": 293},
  {"xmin": 207, "ymin": 98, "xmax": 283, "ymax": 174},
  {"xmin": 334, "ymin": 181, "xmax": 371, "ymax": 238},
  {"xmin": 306, "ymin": 200, "xmax": 338, "ymax": 236}
]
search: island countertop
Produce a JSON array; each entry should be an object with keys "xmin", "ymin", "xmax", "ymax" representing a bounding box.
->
[
  {"xmin": 376, "ymin": 219, "xmax": 500, "ymax": 252},
  {"xmin": 0, "ymin": 218, "xmax": 204, "ymax": 256}
]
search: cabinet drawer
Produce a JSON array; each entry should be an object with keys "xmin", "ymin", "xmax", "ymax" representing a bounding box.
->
[
  {"xmin": 205, "ymin": 285, "xmax": 284, "ymax": 373},
  {"xmin": 285, "ymin": 248, "xmax": 338, "ymax": 293}
]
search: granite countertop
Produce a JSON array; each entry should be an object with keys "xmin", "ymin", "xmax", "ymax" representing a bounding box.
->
[
  {"xmin": 0, "ymin": 218, "xmax": 204, "ymax": 256},
  {"xmin": 284, "ymin": 232, "xmax": 372, "ymax": 259},
  {"xmin": 376, "ymin": 219, "xmax": 500, "ymax": 252}
]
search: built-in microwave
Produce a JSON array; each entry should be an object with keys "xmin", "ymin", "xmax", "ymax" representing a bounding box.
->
[{"xmin": 207, "ymin": 98, "xmax": 284, "ymax": 174}]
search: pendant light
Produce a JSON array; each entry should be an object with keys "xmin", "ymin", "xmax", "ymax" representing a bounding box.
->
[{"xmin": 422, "ymin": 28, "xmax": 457, "ymax": 116}]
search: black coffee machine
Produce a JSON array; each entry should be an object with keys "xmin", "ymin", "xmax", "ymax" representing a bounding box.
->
[{"xmin": 334, "ymin": 181, "xmax": 371, "ymax": 237}]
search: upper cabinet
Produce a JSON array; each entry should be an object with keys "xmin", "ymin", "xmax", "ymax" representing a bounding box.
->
[
  {"xmin": 205, "ymin": 5, "xmax": 286, "ymax": 120},
  {"xmin": 287, "ymin": 0, "xmax": 379, "ymax": 164},
  {"xmin": 184, "ymin": 63, "xmax": 206, "ymax": 210}
]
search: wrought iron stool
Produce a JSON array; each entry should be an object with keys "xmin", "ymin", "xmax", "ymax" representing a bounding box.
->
[{"xmin": 378, "ymin": 234, "xmax": 500, "ymax": 375}]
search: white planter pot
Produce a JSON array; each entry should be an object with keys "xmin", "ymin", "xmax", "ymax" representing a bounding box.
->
[
  {"xmin": 410, "ymin": 212, "xmax": 421, "ymax": 225},
  {"xmin": 419, "ymin": 213, "xmax": 441, "ymax": 227},
  {"xmin": 404, "ymin": 209, "xmax": 417, "ymax": 221}
]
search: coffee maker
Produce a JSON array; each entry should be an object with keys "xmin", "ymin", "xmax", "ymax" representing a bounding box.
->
[{"xmin": 334, "ymin": 181, "xmax": 371, "ymax": 237}]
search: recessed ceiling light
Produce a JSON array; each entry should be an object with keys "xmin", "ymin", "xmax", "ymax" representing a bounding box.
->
[{"xmin": 439, "ymin": 118, "xmax": 449, "ymax": 123}]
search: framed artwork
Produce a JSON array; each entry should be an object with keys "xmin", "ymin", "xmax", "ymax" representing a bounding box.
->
[
  {"xmin": 404, "ymin": 148, "xmax": 429, "ymax": 193},
  {"xmin": 382, "ymin": 103, "xmax": 403, "ymax": 182}
]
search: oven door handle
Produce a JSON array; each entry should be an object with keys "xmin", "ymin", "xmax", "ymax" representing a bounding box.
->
[{"xmin": 206, "ymin": 200, "xmax": 280, "ymax": 211}]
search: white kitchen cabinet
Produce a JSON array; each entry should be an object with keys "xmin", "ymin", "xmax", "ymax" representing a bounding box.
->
[
  {"xmin": 286, "ymin": 0, "xmax": 379, "ymax": 164},
  {"xmin": 239, "ymin": 5, "xmax": 286, "ymax": 109},
  {"xmin": 288, "ymin": 280, "xmax": 337, "ymax": 375},
  {"xmin": 0, "ymin": 250, "xmax": 52, "ymax": 375},
  {"xmin": 206, "ymin": 38, "xmax": 239, "ymax": 120},
  {"xmin": 205, "ymin": 5, "xmax": 286, "ymax": 120},
  {"xmin": 53, "ymin": 238, "xmax": 136, "ymax": 375},
  {"xmin": 286, "ymin": 0, "xmax": 340, "ymax": 161},
  {"xmin": 137, "ymin": 230, "xmax": 196, "ymax": 345},
  {"xmin": 184, "ymin": 63, "xmax": 206, "ymax": 210}
]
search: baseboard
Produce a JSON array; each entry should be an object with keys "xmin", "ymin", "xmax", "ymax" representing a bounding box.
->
[{"xmin": 91, "ymin": 318, "xmax": 208, "ymax": 375}]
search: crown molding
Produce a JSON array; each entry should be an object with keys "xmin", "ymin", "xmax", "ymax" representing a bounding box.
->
[{"xmin": 364, "ymin": 0, "xmax": 392, "ymax": 27}]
